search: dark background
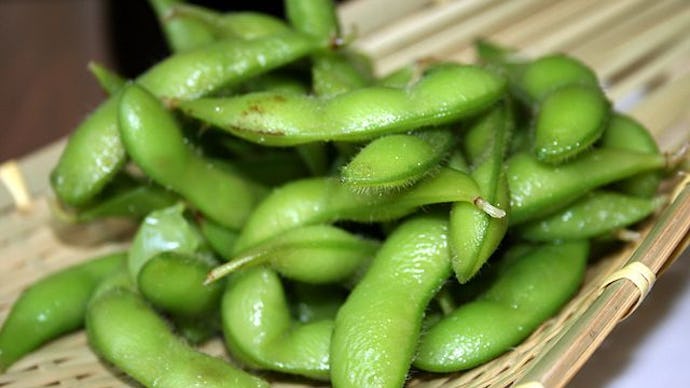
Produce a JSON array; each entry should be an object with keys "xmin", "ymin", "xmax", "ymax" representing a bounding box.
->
[{"xmin": 0, "ymin": 0, "xmax": 286, "ymax": 162}]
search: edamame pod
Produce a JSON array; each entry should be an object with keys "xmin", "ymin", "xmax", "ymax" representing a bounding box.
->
[
  {"xmin": 221, "ymin": 267, "xmax": 333, "ymax": 380},
  {"xmin": 507, "ymin": 148, "xmax": 666, "ymax": 224},
  {"xmin": 177, "ymin": 64, "xmax": 506, "ymax": 146},
  {"xmin": 534, "ymin": 84, "xmax": 609, "ymax": 163},
  {"xmin": 208, "ymin": 224, "xmax": 378, "ymax": 284},
  {"xmin": 199, "ymin": 218, "xmax": 239, "ymax": 259},
  {"xmin": 51, "ymin": 31, "xmax": 318, "ymax": 206},
  {"xmin": 164, "ymin": 3, "xmax": 292, "ymax": 41},
  {"xmin": 331, "ymin": 214, "xmax": 452, "ymax": 387},
  {"xmin": 118, "ymin": 83, "xmax": 267, "ymax": 229},
  {"xmin": 286, "ymin": 0, "xmax": 340, "ymax": 44},
  {"xmin": 516, "ymin": 53, "xmax": 598, "ymax": 104},
  {"xmin": 340, "ymin": 127, "xmax": 455, "ymax": 192},
  {"xmin": 87, "ymin": 61, "xmax": 126, "ymax": 95},
  {"xmin": 127, "ymin": 203, "xmax": 212, "ymax": 283},
  {"xmin": 147, "ymin": 0, "xmax": 216, "ymax": 52},
  {"xmin": 0, "ymin": 252, "xmax": 124, "ymax": 371},
  {"xmin": 450, "ymin": 103, "xmax": 512, "ymax": 283},
  {"xmin": 414, "ymin": 240, "xmax": 588, "ymax": 372},
  {"xmin": 61, "ymin": 178, "xmax": 179, "ymax": 222},
  {"xmin": 600, "ymin": 112, "xmax": 663, "ymax": 197},
  {"xmin": 233, "ymin": 167, "xmax": 494, "ymax": 252},
  {"xmin": 517, "ymin": 190, "xmax": 664, "ymax": 241},
  {"xmin": 138, "ymin": 251, "xmax": 224, "ymax": 317},
  {"xmin": 87, "ymin": 279, "xmax": 268, "ymax": 388}
]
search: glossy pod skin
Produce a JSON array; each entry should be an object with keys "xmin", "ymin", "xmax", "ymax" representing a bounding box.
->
[
  {"xmin": 127, "ymin": 204, "xmax": 225, "ymax": 319},
  {"xmin": 507, "ymin": 148, "xmax": 666, "ymax": 225},
  {"xmin": 147, "ymin": 0, "xmax": 216, "ymax": 52},
  {"xmin": 414, "ymin": 240, "xmax": 589, "ymax": 372},
  {"xmin": 517, "ymin": 190, "xmax": 664, "ymax": 241},
  {"xmin": 127, "ymin": 204, "xmax": 211, "ymax": 282},
  {"xmin": 450, "ymin": 103, "xmax": 512, "ymax": 283},
  {"xmin": 118, "ymin": 84, "xmax": 267, "ymax": 230},
  {"xmin": 163, "ymin": 3, "xmax": 292, "ymax": 42},
  {"xmin": 330, "ymin": 214, "xmax": 452, "ymax": 387},
  {"xmin": 177, "ymin": 64, "xmax": 506, "ymax": 146},
  {"xmin": 208, "ymin": 224, "xmax": 378, "ymax": 284},
  {"xmin": 86, "ymin": 274, "xmax": 268, "ymax": 388},
  {"xmin": 340, "ymin": 127, "xmax": 455, "ymax": 192},
  {"xmin": 533, "ymin": 84, "xmax": 610, "ymax": 163},
  {"xmin": 51, "ymin": 30, "xmax": 318, "ymax": 206},
  {"xmin": 221, "ymin": 266, "xmax": 333, "ymax": 380},
  {"xmin": 138, "ymin": 251, "xmax": 224, "ymax": 317},
  {"xmin": 0, "ymin": 252, "xmax": 124, "ymax": 372},
  {"xmin": 600, "ymin": 112, "xmax": 663, "ymax": 197},
  {"xmin": 232, "ymin": 167, "xmax": 486, "ymax": 253},
  {"xmin": 515, "ymin": 53, "xmax": 598, "ymax": 104},
  {"xmin": 87, "ymin": 61, "xmax": 126, "ymax": 95}
]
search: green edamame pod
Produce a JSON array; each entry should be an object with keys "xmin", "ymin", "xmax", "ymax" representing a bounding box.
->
[
  {"xmin": 128, "ymin": 203, "xmax": 212, "ymax": 283},
  {"xmin": 165, "ymin": 3, "xmax": 291, "ymax": 41},
  {"xmin": 414, "ymin": 240, "xmax": 588, "ymax": 372},
  {"xmin": 507, "ymin": 148, "xmax": 666, "ymax": 225},
  {"xmin": 311, "ymin": 50, "xmax": 372, "ymax": 97},
  {"xmin": 600, "ymin": 112, "xmax": 663, "ymax": 197},
  {"xmin": 233, "ymin": 167, "xmax": 495, "ymax": 253},
  {"xmin": 340, "ymin": 127, "xmax": 455, "ymax": 193},
  {"xmin": 199, "ymin": 218, "xmax": 239, "ymax": 259},
  {"xmin": 0, "ymin": 252, "xmax": 124, "ymax": 372},
  {"xmin": 138, "ymin": 251, "xmax": 224, "ymax": 317},
  {"xmin": 177, "ymin": 64, "xmax": 506, "ymax": 146},
  {"xmin": 516, "ymin": 53, "xmax": 599, "ymax": 104},
  {"xmin": 147, "ymin": 0, "xmax": 216, "ymax": 52},
  {"xmin": 118, "ymin": 83, "xmax": 266, "ymax": 229},
  {"xmin": 208, "ymin": 224, "xmax": 378, "ymax": 284},
  {"xmin": 474, "ymin": 39, "xmax": 522, "ymax": 70},
  {"xmin": 87, "ymin": 281, "xmax": 268, "ymax": 388},
  {"xmin": 286, "ymin": 0, "xmax": 340, "ymax": 46},
  {"xmin": 517, "ymin": 190, "xmax": 664, "ymax": 241},
  {"xmin": 534, "ymin": 84, "xmax": 610, "ymax": 163},
  {"xmin": 331, "ymin": 214, "xmax": 452, "ymax": 387},
  {"xmin": 63, "ymin": 180, "xmax": 179, "ymax": 223},
  {"xmin": 221, "ymin": 266, "xmax": 333, "ymax": 380},
  {"xmin": 51, "ymin": 31, "xmax": 318, "ymax": 206},
  {"xmin": 87, "ymin": 61, "xmax": 126, "ymax": 95},
  {"xmin": 450, "ymin": 103, "xmax": 512, "ymax": 283}
]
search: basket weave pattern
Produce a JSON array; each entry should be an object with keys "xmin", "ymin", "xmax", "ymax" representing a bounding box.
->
[{"xmin": 1, "ymin": 0, "xmax": 689, "ymax": 387}]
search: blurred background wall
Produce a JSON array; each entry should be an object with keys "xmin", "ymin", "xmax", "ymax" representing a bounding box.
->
[{"xmin": 0, "ymin": 0, "xmax": 284, "ymax": 162}]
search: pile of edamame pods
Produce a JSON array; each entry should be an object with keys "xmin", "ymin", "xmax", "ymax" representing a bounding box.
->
[{"xmin": 1, "ymin": 0, "xmax": 680, "ymax": 387}]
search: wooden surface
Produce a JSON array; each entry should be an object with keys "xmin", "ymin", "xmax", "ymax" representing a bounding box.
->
[{"xmin": 0, "ymin": 0, "xmax": 112, "ymax": 163}]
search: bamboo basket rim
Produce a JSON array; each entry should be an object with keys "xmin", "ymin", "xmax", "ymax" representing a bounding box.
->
[{"xmin": 2, "ymin": 0, "xmax": 690, "ymax": 387}]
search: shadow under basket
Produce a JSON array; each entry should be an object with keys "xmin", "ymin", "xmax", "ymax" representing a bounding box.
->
[{"xmin": 1, "ymin": 0, "xmax": 690, "ymax": 387}]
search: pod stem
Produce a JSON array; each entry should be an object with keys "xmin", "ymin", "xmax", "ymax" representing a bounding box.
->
[
  {"xmin": 473, "ymin": 196, "xmax": 507, "ymax": 218},
  {"xmin": 205, "ymin": 253, "xmax": 262, "ymax": 285}
]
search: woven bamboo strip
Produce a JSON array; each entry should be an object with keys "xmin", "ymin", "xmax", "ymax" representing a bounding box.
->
[
  {"xmin": 527, "ymin": 0, "xmax": 669, "ymax": 58},
  {"xmin": 587, "ymin": 7, "xmax": 690, "ymax": 81},
  {"xmin": 514, "ymin": 180, "xmax": 690, "ymax": 388},
  {"xmin": 338, "ymin": 0, "xmax": 431, "ymax": 37},
  {"xmin": 571, "ymin": 0, "xmax": 688, "ymax": 68},
  {"xmin": 608, "ymin": 37, "xmax": 690, "ymax": 104},
  {"xmin": 371, "ymin": 0, "xmax": 552, "ymax": 74},
  {"xmin": 355, "ymin": 0, "xmax": 502, "ymax": 57}
]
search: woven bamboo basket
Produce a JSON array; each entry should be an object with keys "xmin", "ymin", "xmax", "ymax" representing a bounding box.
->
[{"xmin": 1, "ymin": 0, "xmax": 689, "ymax": 387}]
